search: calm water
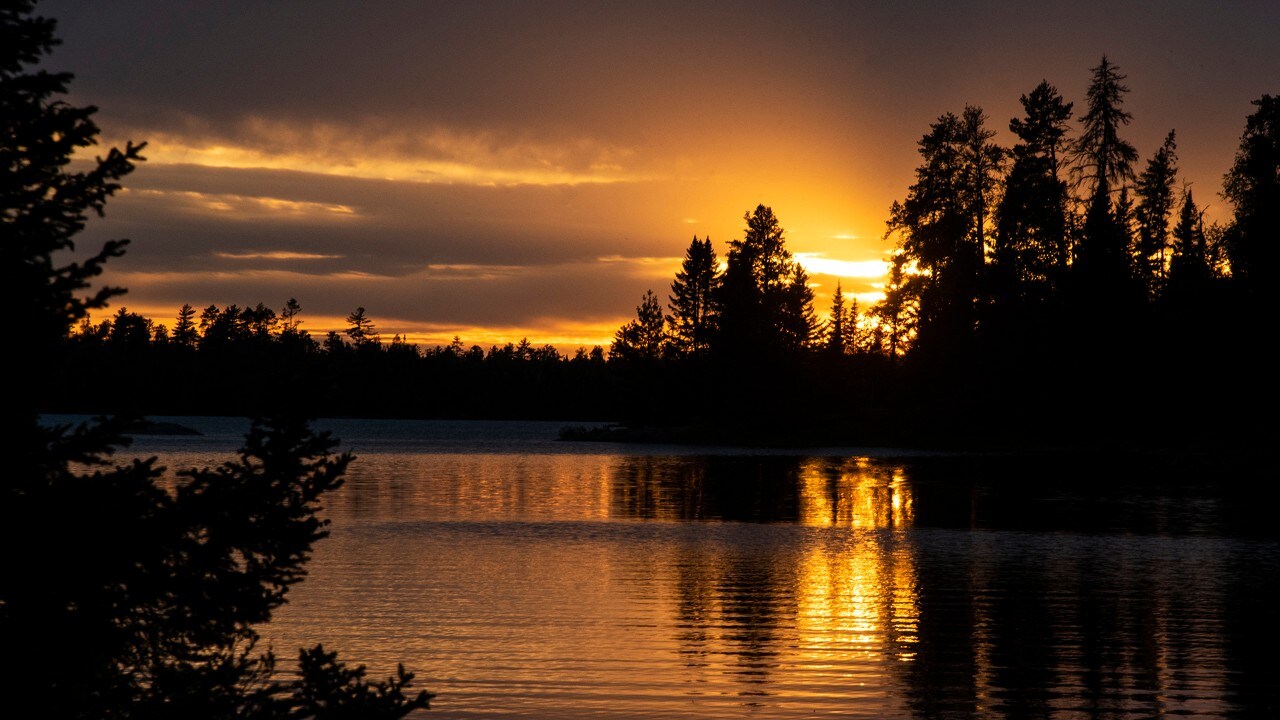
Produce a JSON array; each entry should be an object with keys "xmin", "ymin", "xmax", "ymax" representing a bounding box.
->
[{"xmin": 73, "ymin": 416, "xmax": 1280, "ymax": 718}]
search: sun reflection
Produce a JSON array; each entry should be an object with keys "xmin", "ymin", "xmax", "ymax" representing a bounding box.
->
[
  {"xmin": 794, "ymin": 459, "xmax": 920, "ymax": 677},
  {"xmin": 797, "ymin": 459, "xmax": 914, "ymax": 529}
]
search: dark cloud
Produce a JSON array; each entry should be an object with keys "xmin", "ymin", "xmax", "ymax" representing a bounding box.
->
[{"xmin": 81, "ymin": 163, "xmax": 728, "ymax": 274}]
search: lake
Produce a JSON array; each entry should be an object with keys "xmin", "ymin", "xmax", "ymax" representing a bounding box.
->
[{"xmin": 83, "ymin": 416, "xmax": 1279, "ymax": 718}]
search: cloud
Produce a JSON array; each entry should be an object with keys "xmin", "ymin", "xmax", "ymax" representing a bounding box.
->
[
  {"xmin": 128, "ymin": 189, "xmax": 358, "ymax": 220},
  {"xmin": 104, "ymin": 119, "xmax": 654, "ymax": 187},
  {"xmin": 216, "ymin": 251, "xmax": 345, "ymax": 260}
]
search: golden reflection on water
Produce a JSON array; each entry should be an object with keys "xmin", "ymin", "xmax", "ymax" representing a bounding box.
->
[
  {"xmin": 797, "ymin": 458, "xmax": 913, "ymax": 529},
  {"xmin": 795, "ymin": 459, "xmax": 920, "ymax": 678},
  {"xmin": 133, "ymin": 425, "xmax": 1253, "ymax": 719}
]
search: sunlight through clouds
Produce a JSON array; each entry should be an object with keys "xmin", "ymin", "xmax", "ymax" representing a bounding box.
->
[
  {"xmin": 129, "ymin": 189, "xmax": 358, "ymax": 219},
  {"xmin": 794, "ymin": 253, "xmax": 890, "ymax": 279},
  {"xmin": 215, "ymin": 251, "xmax": 344, "ymax": 260},
  {"xmin": 114, "ymin": 119, "xmax": 656, "ymax": 187}
]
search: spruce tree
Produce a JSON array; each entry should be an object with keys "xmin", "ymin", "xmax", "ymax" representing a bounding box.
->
[
  {"xmin": 824, "ymin": 282, "xmax": 853, "ymax": 355},
  {"xmin": 668, "ymin": 236, "xmax": 720, "ymax": 357},
  {"xmin": 1134, "ymin": 131, "xmax": 1179, "ymax": 298},
  {"xmin": 993, "ymin": 81, "xmax": 1074, "ymax": 310},
  {"xmin": 886, "ymin": 106, "xmax": 1003, "ymax": 350},
  {"xmin": 716, "ymin": 205, "xmax": 816, "ymax": 356},
  {"xmin": 172, "ymin": 303, "xmax": 199, "ymax": 348},
  {"xmin": 1072, "ymin": 56, "xmax": 1139, "ymax": 297},
  {"xmin": 1167, "ymin": 187, "xmax": 1209, "ymax": 298},
  {"xmin": 611, "ymin": 289, "xmax": 669, "ymax": 362},
  {"xmin": 1223, "ymin": 95, "xmax": 1280, "ymax": 300}
]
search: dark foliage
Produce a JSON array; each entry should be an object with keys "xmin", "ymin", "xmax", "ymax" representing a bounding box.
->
[{"xmin": 3, "ymin": 4, "xmax": 431, "ymax": 717}]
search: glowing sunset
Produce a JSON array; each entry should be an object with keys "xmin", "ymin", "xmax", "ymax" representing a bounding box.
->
[
  {"xmin": 11, "ymin": 1, "xmax": 1280, "ymax": 718},
  {"xmin": 47, "ymin": 0, "xmax": 1278, "ymax": 345}
]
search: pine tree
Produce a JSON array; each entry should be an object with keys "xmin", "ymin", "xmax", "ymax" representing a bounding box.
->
[
  {"xmin": 611, "ymin": 290, "xmax": 669, "ymax": 362},
  {"xmin": 1167, "ymin": 187, "xmax": 1210, "ymax": 298},
  {"xmin": 887, "ymin": 106, "xmax": 1003, "ymax": 350},
  {"xmin": 1223, "ymin": 94, "xmax": 1280, "ymax": 300},
  {"xmin": 716, "ymin": 205, "xmax": 817, "ymax": 355},
  {"xmin": 872, "ymin": 253, "xmax": 917, "ymax": 362},
  {"xmin": 280, "ymin": 297, "xmax": 303, "ymax": 333},
  {"xmin": 172, "ymin": 303, "xmax": 198, "ymax": 347},
  {"xmin": 1072, "ymin": 56, "xmax": 1139, "ymax": 297},
  {"xmin": 344, "ymin": 306, "xmax": 378, "ymax": 348},
  {"xmin": 824, "ymin": 282, "xmax": 853, "ymax": 355},
  {"xmin": 1134, "ymin": 131, "xmax": 1179, "ymax": 298},
  {"xmin": 668, "ymin": 236, "xmax": 720, "ymax": 357},
  {"xmin": 994, "ymin": 81, "xmax": 1074, "ymax": 310}
]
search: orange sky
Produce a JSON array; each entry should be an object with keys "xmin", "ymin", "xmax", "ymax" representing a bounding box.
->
[{"xmin": 46, "ymin": 0, "xmax": 1280, "ymax": 348}]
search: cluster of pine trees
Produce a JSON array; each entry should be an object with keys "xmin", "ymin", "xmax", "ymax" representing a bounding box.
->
[
  {"xmin": 612, "ymin": 205, "xmax": 817, "ymax": 363},
  {"xmin": 605, "ymin": 57, "xmax": 1275, "ymax": 445},
  {"xmin": 620, "ymin": 57, "xmax": 1276, "ymax": 365},
  {"xmin": 52, "ymin": 55, "xmax": 1277, "ymax": 443}
]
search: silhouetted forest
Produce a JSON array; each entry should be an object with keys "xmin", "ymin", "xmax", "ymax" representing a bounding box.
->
[{"xmin": 46, "ymin": 56, "xmax": 1278, "ymax": 449}]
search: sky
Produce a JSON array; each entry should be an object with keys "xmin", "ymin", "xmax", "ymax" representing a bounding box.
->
[{"xmin": 44, "ymin": 0, "xmax": 1280, "ymax": 348}]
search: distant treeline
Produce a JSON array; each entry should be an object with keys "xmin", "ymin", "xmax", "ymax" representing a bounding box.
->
[
  {"xmin": 52, "ymin": 57, "xmax": 1277, "ymax": 447},
  {"xmin": 55, "ymin": 303, "xmax": 619, "ymax": 420}
]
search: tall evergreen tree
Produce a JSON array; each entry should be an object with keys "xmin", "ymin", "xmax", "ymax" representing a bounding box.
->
[
  {"xmin": 872, "ymin": 253, "xmax": 916, "ymax": 362},
  {"xmin": 1222, "ymin": 94, "xmax": 1280, "ymax": 301},
  {"xmin": 1134, "ymin": 131, "xmax": 1179, "ymax": 298},
  {"xmin": 886, "ymin": 106, "xmax": 1003, "ymax": 350},
  {"xmin": 2, "ymin": 5, "xmax": 144, "ymax": 419},
  {"xmin": 668, "ymin": 236, "xmax": 720, "ymax": 357},
  {"xmin": 1072, "ymin": 56, "xmax": 1139, "ymax": 297},
  {"xmin": 716, "ymin": 205, "xmax": 816, "ymax": 355},
  {"xmin": 993, "ymin": 81, "xmax": 1074, "ymax": 310},
  {"xmin": 172, "ymin": 303, "xmax": 198, "ymax": 348},
  {"xmin": 1167, "ymin": 187, "xmax": 1210, "ymax": 298},
  {"xmin": 280, "ymin": 297, "xmax": 303, "ymax": 333},
  {"xmin": 1073, "ymin": 55, "xmax": 1139, "ymax": 195},
  {"xmin": 824, "ymin": 282, "xmax": 855, "ymax": 355},
  {"xmin": 344, "ymin": 306, "xmax": 378, "ymax": 348}
]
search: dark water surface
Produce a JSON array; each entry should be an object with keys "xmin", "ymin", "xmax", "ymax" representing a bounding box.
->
[{"xmin": 79, "ymin": 416, "xmax": 1279, "ymax": 718}]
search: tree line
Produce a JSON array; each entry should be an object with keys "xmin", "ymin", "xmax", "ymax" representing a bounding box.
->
[
  {"xmin": 55, "ymin": 299, "xmax": 620, "ymax": 419},
  {"xmin": 603, "ymin": 56, "xmax": 1276, "ymax": 446},
  {"xmin": 46, "ymin": 55, "xmax": 1278, "ymax": 444}
]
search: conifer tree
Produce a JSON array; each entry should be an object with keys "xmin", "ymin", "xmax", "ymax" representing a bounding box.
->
[
  {"xmin": 824, "ymin": 282, "xmax": 854, "ymax": 355},
  {"xmin": 668, "ymin": 236, "xmax": 720, "ymax": 357},
  {"xmin": 1223, "ymin": 94, "xmax": 1280, "ymax": 300},
  {"xmin": 1072, "ymin": 56, "xmax": 1139, "ymax": 296},
  {"xmin": 994, "ymin": 81, "xmax": 1074, "ymax": 309},
  {"xmin": 611, "ymin": 290, "xmax": 669, "ymax": 362},
  {"xmin": 1134, "ymin": 131, "xmax": 1179, "ymax": 298},
  {"xmin": 1167, "ymin": 187, "xmax": 1210, "ymax": 297},
  {"xmin": 886, "ymin": 106, "xmax": 1003, "ymax": 349},
  {"xmin": 344, "ymin": 306, "xmax": 378, "ymax": 348},
  {"xmin": 716, "ymin": 205, "xmax": 816, "ymax": 355},
  {"xmin": 172, "ymin": 303, "xmax": 198, "ymax": 347}
]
